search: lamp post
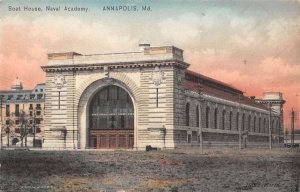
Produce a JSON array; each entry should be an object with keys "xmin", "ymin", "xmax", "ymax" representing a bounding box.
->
[
  {"xmin": 6, "ymin": 126, "xmax": 10, "ymax": 147},
  {"xmin": 291, "ymin": 108, "xmax": 295, "ymax": 147},
  {"xmin": 33, "ymin": 106, "xmax": 36, "ymax": 148},
  {"xmin": 238, "ymin": 94, "xmax": 242, "ymax": 150},
  {"xmin": 268, "ymin": 103, "xmax": 272, "ymax": 150}
]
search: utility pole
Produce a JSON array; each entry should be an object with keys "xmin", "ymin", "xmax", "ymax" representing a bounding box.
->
[
  {"xmin": 0, "ymin": 97, "xmax": 2, "ymax": 150},
  {"xmin": 73, "ymin": 58, "xmax": 76, "ymax": 149},
  {"xmin": 33, "ymin": 106, "xmax": 36, "ymax": 148},
  {"xmin": 268, "ymin": 103, "xmax": 272, "ymax": 150},
  {"xmin": 196, "ymin": 83, "xmax": 203, "ymax": 154},
  {"xmin": 238, "ymin": 94, "xmax": 242, "ymax": 150},
  {"xmin": 291, "ymin": 108, "xmax": 295, "ymax": 147}
]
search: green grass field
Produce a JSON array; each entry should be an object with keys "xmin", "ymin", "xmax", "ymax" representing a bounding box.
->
[{"xmin": 0, "ymin": 148, "xmax": 299, "ymax": 192}]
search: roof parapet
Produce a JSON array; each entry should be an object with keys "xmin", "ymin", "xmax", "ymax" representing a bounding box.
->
[
  {"xmin": 45, "ymin": 44, "xmax": 185, "ymax": 66},
  {"xmin": 48, "ymin": 52, "xmax": 82, "ymax": 60}
]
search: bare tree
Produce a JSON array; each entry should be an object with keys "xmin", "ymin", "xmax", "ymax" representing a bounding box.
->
[
  {"xmin": 1, "ymin": 110, "xmax": 41, "ymax": 148},
  {"xmin": 3, "ymin": 116, "xmax": 14, "ymax": 147},
  {"xmin": 19, "ymin": 110, "xmax": 31, "ymax": 147}
]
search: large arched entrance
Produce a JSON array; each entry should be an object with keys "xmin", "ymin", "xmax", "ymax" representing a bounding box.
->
[{"xmin": 88, "ymin": 85, "xmax": 134, "ymax": 149}]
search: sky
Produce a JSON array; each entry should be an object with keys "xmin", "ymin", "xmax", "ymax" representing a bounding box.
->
[{"xmin": 0, "ymin": 0, "xmax": 299, "ymax": 129}]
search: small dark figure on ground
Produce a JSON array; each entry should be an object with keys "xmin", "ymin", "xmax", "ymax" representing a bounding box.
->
[{"xmin": 146, "ymin": 145, "xmax": 158, "ymax": 151}]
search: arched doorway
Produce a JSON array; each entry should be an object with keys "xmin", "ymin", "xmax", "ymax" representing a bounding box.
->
[{"xmin": 88, "ymin": 85, "xmax": 134, "ymax": 149}]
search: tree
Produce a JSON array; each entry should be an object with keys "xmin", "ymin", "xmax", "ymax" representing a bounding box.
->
[
  {"xmin": 3, "ymin": 116, "xmax": 14, "ymax": 147},
  {"xmin": 19, "ymin": 110, "xmax": 31, "ymax": 147},
  {"xmin": 1, "ymin": 110, "xmax": 42, "ymax": 148}
]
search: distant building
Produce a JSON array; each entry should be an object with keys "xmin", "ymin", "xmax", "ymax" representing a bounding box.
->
[
  {"xmin": 0, "ymin": 77, "xmax": 45, "ymax": 147},
  {"xmin": 284, "ymin": 134, "xmax": 300, "ymax": 147},
  {"xmin": 41, "ymin": 44, "xmax": 285, "ymax": 150}
]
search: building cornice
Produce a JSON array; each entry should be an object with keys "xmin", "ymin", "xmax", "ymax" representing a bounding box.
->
[
  {"xmin": 256, "ymin": 99, "xmax": 286, "ymax": 105},
  {"xmin": 41, "ymin": 59, "xmax": 190, "ymax": 72}
]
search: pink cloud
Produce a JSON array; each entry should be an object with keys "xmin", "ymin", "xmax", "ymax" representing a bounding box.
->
[{"xmin": 0, "ymin": 14, "xmax": 299, "ymax": 130}]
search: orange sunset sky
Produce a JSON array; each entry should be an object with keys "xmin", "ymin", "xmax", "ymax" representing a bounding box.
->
[{"xmin": 0, "ymin": 0, "xmax": 299, "ymax": 130}]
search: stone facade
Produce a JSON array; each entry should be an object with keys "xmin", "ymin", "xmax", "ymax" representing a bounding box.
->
[{"xmin": 41, "ymin": 44, "xmax": 285, "ymax": 150}]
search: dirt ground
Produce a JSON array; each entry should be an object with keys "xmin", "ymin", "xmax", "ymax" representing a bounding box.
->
[{"xmin": 0, "ymin": 148, "xmax": 299, "ymax": 192}]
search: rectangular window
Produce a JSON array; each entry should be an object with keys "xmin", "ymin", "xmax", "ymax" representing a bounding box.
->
[
  {"xmin": 6, "ymin": 120, "xmax": 9, "ymax": 125},
  {"xmin": 120, "ymin": 115, "xmax": 125, "ymax": 129},
  {"xmin": 7, "ymin": 95, "xmax": 13, "ymax": 100},
  {"xmin": 37, "ymin": 94, "xmax": 43, "ymax": 99},
  {"xmin": 16, "ymin": 95, "xmax": 23, "ymax": 100},
  {"xmin": 6, "ymin": 105, "xmax": 10, "ymax": 117},
  {"xmin": 36, "ymin": 119, "xmax": 41, "ymax": 124},
  {"xmin": 30, "ymin": 111, "xmax": 33, "ymax": 116},
  {"xmin": 29, "ymin": 104, "xmax": 33, "ymax": 110},
  {"xmin": 127, "ymin": 115, "xmax": 134, "ymax": 129},
  {"xmin": 30, "ymin": 94, "xmax": 35, "ymax": 99},
  {"xmin": 192, "ymin": 131, "xmax": 198, "ymax": 141},
  {"xmin": 30, "ymin": 120, "xmax": 33, "ymax": 124},
  {"xmin": 15, "ymin": 104, "xmax": 20, "ymax": 116},
  {"xmin": 15, "ymin": 120, "xmax": 20, "ymax": 125},
  {"xmin": 36, "ymin": 104, "xmax": 41, "ymax": 109},
  {"xmin": 36, "ymin": 111, "xmax": 41, "ymax": 116}
]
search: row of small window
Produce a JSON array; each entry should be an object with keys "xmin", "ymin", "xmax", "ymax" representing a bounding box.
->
[
  {"xmin": 90, "ymin": 115, "xmax": 134, "ymax": 130},
  {"xmin": 29, "ymin": 104, "xmax": 42, "ymax": 110},
  {"xmin": 2, "ymin": 93, "xmax": 44, "ymax": 101},
  {"xmin": 185, "ymin": 104, "xmax": 280, "ymax": 133},
  {"xmin": 15, "ymin": 127, "xmax": 42, "ymax": 134},
  {"xmin": 35, "ymin": 88, "xmax": 44, "ymax": 92},
  {"xmin": 5, "ymin": 104, "xmax": 42, "ymax": 117},
  {"xmin": 5, "ymin": 119, "xmax": 41, "ymax": 125}
]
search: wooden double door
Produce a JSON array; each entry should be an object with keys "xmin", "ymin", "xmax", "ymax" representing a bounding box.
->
[{"xmin": 89, "ymin": 130, "xmax": 134, "ymax": 149}]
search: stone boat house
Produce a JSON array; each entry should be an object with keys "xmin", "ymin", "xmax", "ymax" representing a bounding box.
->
[{"xmin": 41, "ymin": 44, "xmax": 285, "ymax": 150}]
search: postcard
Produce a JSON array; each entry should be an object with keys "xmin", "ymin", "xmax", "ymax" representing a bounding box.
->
[{"xmin": 0, "ymin": 0, "xmax": 299, "ymax": 191}]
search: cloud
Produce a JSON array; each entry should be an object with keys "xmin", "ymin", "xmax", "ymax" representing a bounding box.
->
[
  {"xmin": 0, "ymin": 8, "xmax": 299, "ymax": 127},
  {"xmin": 159, "ymin": 13, "xmax": 203, "ymax": 46},
  {"xmin": 0, "ymin": 15, "xmax": 139, "ymax": 89}
]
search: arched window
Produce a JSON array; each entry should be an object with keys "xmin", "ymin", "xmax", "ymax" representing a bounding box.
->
[
  {"xmin": 89, "ymin": 85, "xmax": 134, "ymax": 149},
  {"xmin": 248, "ymin": 115, "xmax": 251, "ymax": 131},
  {"xmin": 206, "ymin": 107, "xmax": 210, "ymax": 128},
  {"xmin": 242, "ymin": 114, "xmax": 245, "ymax": 131},
  {"xmin": 236, "ymin": 112, "xmax": 240, "ymax": 130},
  {"xmin": 229, "ymin": 111, "xmax": 233, "ymax": 130},
  {"xmin": 274, "ymin": 119, "xmax": 277, "ymax": 134},
  {"xmin": 263, "ymin": 118, "xmax": 266, "ymax": 133},
  {"xmin": 258, "ymin": 117, "xmax": 261, "ymax": 133},
  {"xmin": 276, "ymin": 119, "xmax": 280, "ymax": 134},
  {"xmin": 196, "ymin": 105, "xmax": 200, "ymax": 127},
  {"xmin": 253, "ymin": 116, "xmax": 256, "ymax": 132},
  {"xmin": 186, "ymin": 103, "xmax": 190, "ymax": 126},
  {"xmin": 222, "ymin": 110, "xmax": 226, "ymax": 130},
  {"xmin": 214, "ymin": 108, "xmax": 218, "ymax": 129}
]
